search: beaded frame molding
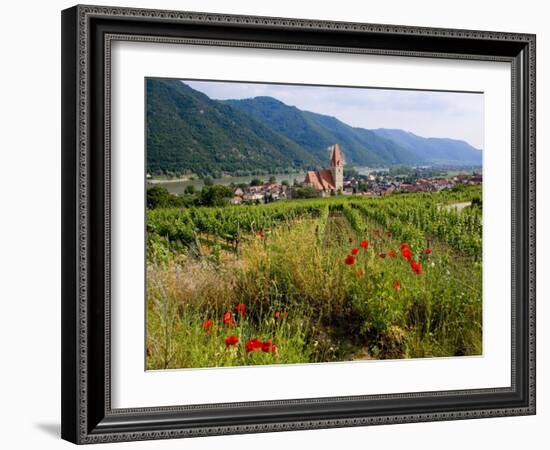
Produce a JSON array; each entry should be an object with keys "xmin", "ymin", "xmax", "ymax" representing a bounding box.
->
[{"xmin": 61, "ymin": 4, "xmax": 536, "ymax": 444}]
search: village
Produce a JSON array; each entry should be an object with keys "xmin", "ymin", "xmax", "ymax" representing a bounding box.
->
[{"xmin": 228, "ymin": 144, "xmax": 482, "ymax": 205}]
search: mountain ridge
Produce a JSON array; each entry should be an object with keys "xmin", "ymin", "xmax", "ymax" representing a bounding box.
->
[{"xmin": 146, "ymin": 80, "xmax": 482, "ymax": 175}]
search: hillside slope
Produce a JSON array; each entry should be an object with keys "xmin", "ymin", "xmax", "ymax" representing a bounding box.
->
[
  {"xmin": 146, "ymin": 79, "xmax": 320, "ymax": 175},
  {"xmin": 147, "ymin": 80, "xmax": 482, "ymax": 175}
]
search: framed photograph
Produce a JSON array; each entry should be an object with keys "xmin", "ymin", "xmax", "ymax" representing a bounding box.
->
[{"xmin": 61, "ymin": 4, "xmax": 536, "ymax": 444}]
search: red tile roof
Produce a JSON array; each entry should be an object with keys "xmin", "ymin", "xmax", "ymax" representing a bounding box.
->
[
  {"xmin": 318, "ymin": 169, "xmax": 335, "ymax": 190},
  {"xmin": 304, "ymin": 169, "xmax": 335, "ymax": 191}
]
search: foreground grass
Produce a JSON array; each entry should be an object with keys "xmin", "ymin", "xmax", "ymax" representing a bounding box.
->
[{"xmin": 146, "ymin": 206, "xmax": 482, "ymax": 369}]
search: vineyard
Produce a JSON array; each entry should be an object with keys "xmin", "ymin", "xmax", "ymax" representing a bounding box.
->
[{"xmin": 146, "ymin": 186, "xmax": 482, "ymax": 369}]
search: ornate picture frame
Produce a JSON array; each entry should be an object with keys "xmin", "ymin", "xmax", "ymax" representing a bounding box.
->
[{"xmin": 61, "ymin": 4, "xmax": 536, "ymax": 444}]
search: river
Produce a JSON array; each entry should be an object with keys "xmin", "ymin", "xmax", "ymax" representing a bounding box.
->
[
  {"xmin": 149, "ymin": 166, "xmax": 386, "ymax": 195},
  {"xmin": 149, "ymin": 172, "xmax": 307, "ymax": 195}
]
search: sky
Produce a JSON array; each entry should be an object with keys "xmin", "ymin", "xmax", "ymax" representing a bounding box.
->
[{"xmin": 184, "ymin": 79, "xmax": 484, "ymax": 150}]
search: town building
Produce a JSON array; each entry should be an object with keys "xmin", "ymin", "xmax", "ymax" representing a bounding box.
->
[{"xmin": 303, "ymin": 144, "xmax": 344, "ymax": 195}]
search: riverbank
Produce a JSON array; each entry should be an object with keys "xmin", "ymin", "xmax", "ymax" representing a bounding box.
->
[{"xmin": 149, "ymin": 172, "xmax": 308, "ymax": 195}]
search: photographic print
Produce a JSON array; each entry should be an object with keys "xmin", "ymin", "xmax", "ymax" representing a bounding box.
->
[{"xmin": 145, "ymin": 78, "xmax": 483, "ymax": 370}]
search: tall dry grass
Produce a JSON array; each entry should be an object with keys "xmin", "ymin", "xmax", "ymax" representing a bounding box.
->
[{"xmin": 147, "ymin": 213, "xmax": 482, "ymax": 369}]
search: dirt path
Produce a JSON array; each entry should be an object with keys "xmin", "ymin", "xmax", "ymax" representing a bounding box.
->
[{"xmin": 443, "ymin": 201, "xmax": 471, "ymax": 212}]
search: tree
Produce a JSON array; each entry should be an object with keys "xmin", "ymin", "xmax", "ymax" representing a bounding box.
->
[
  {"xmin": 147, "ymin": 185, "xmax": 172, "ymax": 209},
  {"xmin": 281, "ymin": 180, "xmax": 289, "ymax": 187},
  {"xmin": 203, "ymin": 176, "xmax": 214, "ymax": 186},
  {"xmin": 199, "ymin": 185, "xmax": 234, "ymax": 206},
  {"xmin": 184, "ymin": 185, "xmax": 196, "ymax": 195},
  {"xmin": 293, "ymin": 186, "xmax": 320, "ymax": 199},
  {"xmin": 250, "ymin": 178, "xmax": 262, "ymax": 187},
  {"xmin": 269, "ymin": 176, "xmax": 277, "ymax": 184}
]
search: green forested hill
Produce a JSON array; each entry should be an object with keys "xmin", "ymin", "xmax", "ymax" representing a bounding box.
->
[
  {"xmin": 146, "ymin": 79, "xmax": 320, "ymax": 176},
  {"xmin": 225, "ymin": 97, "xmax": 419, "ymax": 166},
  {"xmin": 146, "ymin": 79, "xmax": 482, "ymax": 175}
]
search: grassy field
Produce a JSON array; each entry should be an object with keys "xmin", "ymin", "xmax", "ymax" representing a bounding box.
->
[{"xmin": 146, "ymin": 187, "xmax": 482, "ymax": 369}]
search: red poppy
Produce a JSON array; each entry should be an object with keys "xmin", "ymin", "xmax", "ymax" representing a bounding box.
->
[
  {"xmin": 389, "ymin": 249, "xmax": 396, "ymax": 257},
  {"xmin": 225, "ymin": 335, "xmax": 239, "ymax": 346},
  {"xmin": 424, "ymin": 248, "xmax": 432, "ymax": 255},
  {"xmin": 274, "ymin": 311, "xmax": 280, "ymax": 319},
  {"xmin": 235, "ymin": 303, "xmax": 246, "ymax": 317},
  {"xmin": 394, "ymin": 279, "xmax": 400, "ymax": 290},
  {"xmin": 351, "ymin": 247, "xmax": 359, "ymax": 255},
  {"xmin": 202, "ymin": 319, "xmax": 213, "ymax": 331},
  {"xmin": 355, "ymin": 269, "xmax": 365, "ymax": 279},
  {"xmin": 401, "ymin": 247, "xmax": 412, "ymax": 259},
  {"xmin": 261, "ymin": 340, "xmax": 277, "ymax": 353},
  {"xmin": 256, "ymin": 229, "xmax": 265, "ymax": 238},
  {"xmin": 245, "ymin": 338, "xmax": 263, "ymax": 353},
  {"xmin": 344, "ymin": 255, "xmax": 356, "ymax": 266},
  {"xmin": 411, "ymin": 261, "xmax": 422, "ymax": 275},
  {"xmin": 400, "ymin": 242, "xmax": 409, "ymax": 250},
  {"xmin": 378, "ymin": 252, "xmax": 386, "ymax": 258},
  {"xmin": 223, "ymin": 311, "xmax": 235, "ymax": 326},
  {"xmin": 360, "ymin": 240, "xmax": 369, "ymax": 249},
  {"xmin": 281, "ymin": 311, "xmax": 288, "ymax": 319}
]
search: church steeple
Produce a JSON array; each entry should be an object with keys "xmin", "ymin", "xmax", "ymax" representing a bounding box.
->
[
  {"xmin": 329, "ymin": 144, "xmax": 344, "ymax": 191},
  {"xmin": 330, "ymin": 143, "xmax": 343, "ymax": 168}
]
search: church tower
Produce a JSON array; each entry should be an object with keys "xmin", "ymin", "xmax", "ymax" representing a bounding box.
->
[{"xmin": 329, "ymin": 144, "xmax": 344, "ymax": 191}]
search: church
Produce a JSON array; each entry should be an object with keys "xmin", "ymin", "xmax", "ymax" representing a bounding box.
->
[{"xmin": 303, "ymin": 144, "xmax": 344, "ymax": 195}]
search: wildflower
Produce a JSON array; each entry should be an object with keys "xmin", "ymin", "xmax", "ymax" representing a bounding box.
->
[
  {"xmin": 235, "ymin": 303, "xmax": 246, "ymax": 317},
  {"xmin": 348, "ymin": 237, "xmax": 354, "ymax": 244},
  {"xmin": 223, "ymin": 311, "xmax": 235, "ymax": 326},
  {"xmin": 274, "ymin": 311, "xmax": 280, "ymax": 319},
  {"xmin": 378, "ymin": 252, "xmax": 386, "ymax": 258},
  {"xmin": 225, "ymin": 335, "xmax": 239, "ymax": 346},
  {"xmin": 261, "ymin": 340, "xmax": 271, "ymax": 352},
  {"xmin": 256, "ymin": 229, "xmax": 265, "ymax": 238},
  {"xmin": 389, "ymin": 249, "xmax": 396, "ymax": 257},
  {"xmin": 411, "ymin": 261, "xmax": 422, "ymax": 275},
  {"xmin": 401, "ymin": 247, "xmax": 412, "ymax": 259},
  {"xmin": 355, "ymin": 269, "xmax": 365, "ymax": 279},
  {"xmin": 202, "ymin": 319, "xmax": 213, "ymax": 331},
  {"xmin": 344, "ymin": 255, "xmax": 356, "ymax": 265},
  {"xmin": 360, "ymin": 240, "xmax": 369, "ymax": 249},
  {"xmin": 400, "ymin": 242, "xmax": 409, "ymax": 250},
  {"xmin": 424, "ymin": 248, "xmax": 432, "ymax": 255},
  {"xmin": 351, "ymin": 247, "xmax": 359, "ymax": 255},
  {"xmin": 394, "ymin": 279, "xmax": 400, "ymax": 290},
  {"xmin": 245, "ymin": 338, "xmax": 263, "ymax": 353},
  {"xmin": 261, "ymin": 340, "xmax": 277, "ymax": 353}
]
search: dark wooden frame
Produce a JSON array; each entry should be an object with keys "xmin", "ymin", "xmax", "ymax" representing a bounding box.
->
[{"xmin": 61, "ymin": 4, "xmax": 536, "ymax": 444}]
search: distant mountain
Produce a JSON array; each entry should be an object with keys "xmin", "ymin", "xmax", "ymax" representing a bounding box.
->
[
  {"xmin": 224, "ymin": 97, "xmax": 419, "ymax": 166},
  {"xmin": 146, "ymin": 79, "xmax": 319, "ymax": 176},
  {"xmin": 146, "ymin": 80, "xmax": 482, "ymax": 175},
  {"xmin": 372, "ymin": 128, "xmax": 482, "ymax": 165},
  {"xmin": 226, "ymin": 97, "xmax": 481, "ymax": 167}
]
